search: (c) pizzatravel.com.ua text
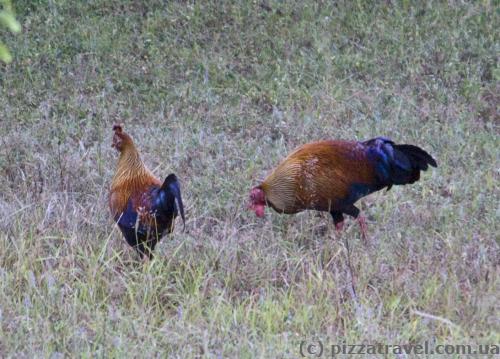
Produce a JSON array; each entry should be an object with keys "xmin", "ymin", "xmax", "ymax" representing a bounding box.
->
[{"xmin": 299, "ymin": 340, "xmax": 499, "ymax": 357}]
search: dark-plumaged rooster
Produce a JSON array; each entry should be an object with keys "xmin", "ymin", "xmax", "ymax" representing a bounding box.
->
[
  {"xmin": 109, "ymin": 124, "xmax": 185, "ymax": 259},
  {"xmin": 249, "ymin": 137, "xmax": 437, "ymax": 239}
]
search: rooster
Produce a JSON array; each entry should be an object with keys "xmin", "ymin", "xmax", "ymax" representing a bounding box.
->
[
  {"xmin": 249, "ymin": 137, "xmax": 437, "ymax": 239},
  {"xmin": 109, "ymin": 124, "xmax": 185, "ymax": 259}
]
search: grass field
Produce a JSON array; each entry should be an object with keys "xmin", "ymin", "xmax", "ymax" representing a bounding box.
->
[{"xmin": 1, "ymin": 1, "xmax": 498, "ymax": 357}]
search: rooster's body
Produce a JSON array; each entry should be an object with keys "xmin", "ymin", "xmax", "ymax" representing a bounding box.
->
[
  {"xmin": 250, "ymin": 137, "xmax": 437, "ymax": 238},
  {"xmin": 109, "ymin": 125, "xmax": 185, "ymax": 259}
]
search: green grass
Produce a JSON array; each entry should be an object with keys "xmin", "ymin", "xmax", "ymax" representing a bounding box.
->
[{"xmin": 1, "ymin": 0, "xmax": 499, "ymax": 357}]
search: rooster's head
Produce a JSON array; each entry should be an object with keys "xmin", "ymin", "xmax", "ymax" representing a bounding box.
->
[
  {"xmin": 112, "ymin": 124, "xmax": 134, "ymax": 152},
  {"xmin": 249, "ymin": 186, "xmax": 266, "ymax": 218}
]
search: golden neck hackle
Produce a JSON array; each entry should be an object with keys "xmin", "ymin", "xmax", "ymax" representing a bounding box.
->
[{"xmin": 111, "ymin": 143, "xmax": 157, "ymax": 192}]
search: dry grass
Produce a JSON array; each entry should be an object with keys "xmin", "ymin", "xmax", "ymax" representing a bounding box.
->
[{"xmin": 0, "ymin": 1, "xmax": 498, "ymax": 357}]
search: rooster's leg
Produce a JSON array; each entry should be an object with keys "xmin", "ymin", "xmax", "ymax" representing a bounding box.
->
[
  {"xmin": 331, "ymin": 211, "xmax": 344, "ymax": 233},
  {"xmin": 135, "ymin": 242, "xmax": 152, "ymax": 262},
  {"xmin": 344, "ymin": 205, "xmax": 369, "ymax": 243},
  {"xmin": 331, "ymin": 211, "xmax": 358, "ymax": 302},
  {"xmin": 142, "ymin": 245, "xmax": 154, "ymax": 261},
  {"xmin": 357, "ymin": 215, "xmax": 368, "ymax": 242}
]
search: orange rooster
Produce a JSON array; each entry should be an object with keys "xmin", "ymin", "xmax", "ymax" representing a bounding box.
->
[
  {"xmin": 109, "ymin": 124, "xmax": 185, "ymax": 259},
  {"xmin": 249, "ymin": 137, "xmax": 437, "ymax": 239}
]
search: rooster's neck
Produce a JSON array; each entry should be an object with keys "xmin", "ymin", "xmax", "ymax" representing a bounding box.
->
[{"xmin": 111, "ymin": 145, "xmax": 158, "ymax": 191}]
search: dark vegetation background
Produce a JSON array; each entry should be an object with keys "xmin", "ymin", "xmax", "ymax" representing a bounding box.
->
[{"xmin": 0, "ymin": 1, "xmax": 498, "ymax": 357}]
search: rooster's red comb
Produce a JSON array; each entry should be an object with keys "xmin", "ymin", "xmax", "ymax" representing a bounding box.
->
[{"xmin": 113, "ymin": 123, "xmax": 123, "ymax": 133}]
